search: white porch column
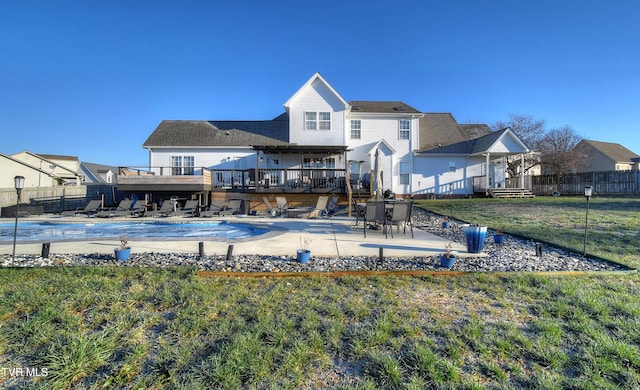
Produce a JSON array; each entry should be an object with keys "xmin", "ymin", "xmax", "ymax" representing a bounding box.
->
[
  {"xmin": 485, "ymin": 153, "xmax": 490, "ymax": 196},
  {"xmin": 520, "ymin": 153, "xmax": 525, "ymax": 188}
]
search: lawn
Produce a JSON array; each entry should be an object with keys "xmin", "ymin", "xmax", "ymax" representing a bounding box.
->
[{"xmin": 1, "ymin": 196, "xmax": 639, "ymax": 389}]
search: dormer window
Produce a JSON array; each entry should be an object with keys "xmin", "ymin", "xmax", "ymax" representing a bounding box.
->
[{"xmin": 305, "ymin": 111, "xmax": 331, "ymax": 130}]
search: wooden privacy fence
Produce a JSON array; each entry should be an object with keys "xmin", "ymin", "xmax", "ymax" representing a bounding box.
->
[{"xmin": 531, "ymin": 170, "xmax": 640, "ymax": 195}]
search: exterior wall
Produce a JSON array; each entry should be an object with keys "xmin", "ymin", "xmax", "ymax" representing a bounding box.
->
[
  {"xmin": 287, "ymin": 78, "xmax": 346, "ymax": 146},
  {"xmin": 11, "ymin": 151, "xmax": 80, "ymax": 183},
  {"xmin": 0, "ymin": 158, "xmax": 57, "ymax": 189},
  {"xmin": 412, "ymin": 155, "xmax": 485, "ymax": 196},
  {"xmin": 148, "ymin": 147, "xmax": 257, "ymax": 174}
]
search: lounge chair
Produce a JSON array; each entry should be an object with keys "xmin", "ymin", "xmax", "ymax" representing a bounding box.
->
[
  {"xmin": 262, "ymin": 197, "xmax": 279, "ymax": 217},
  {"xmin": 60, "ymin": 199, "xmax": 102, "ymax": 217},
  {"xmin": 306, "ymin": 195, "xmax": 329, "ymax": 219},
  {"xmin": 144, "ymin": 200, "xmax": 175, "ymax": 217},
  {"xmin": 170, "ymin": 200, "xmax": 199, "ymax": 217},
  {"xmin": 275, "ymin": 196, "xmax": 289, "ymax": 215},
  {"xmin": 129, "ymin": 200, "xmax": 148, "ymax": 217},
  {"xmin": 387, "ymin": 200, "xmax": 414, "ymax": 238},
  {"xmin": 96, "ymin": 199, "xmax": 133, "ymax": 218},
  {"xmin": 363, "ymin": 200, "xmax": 388, "ymax": 238},
  {"xmin": 326, "ymin": 195, "xmax": 339, "ymax": 217},
  {"xmin": 219, "ymin": 199, "xmax": 242, "ymax": 216},
  {"xmin": 199, "ymin": 201, "xmax": 225, "ymax": 217}
]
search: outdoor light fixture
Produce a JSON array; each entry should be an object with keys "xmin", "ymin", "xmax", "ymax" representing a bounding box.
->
[
  {"xmin": 583, "ymin": 185, "xmax": 592, "ymax": 257},
  {"xmin": 12, "ymin": 176, "xmax": 25, "ymax": 265}
]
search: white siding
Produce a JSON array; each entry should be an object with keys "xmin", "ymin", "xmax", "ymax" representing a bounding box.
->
[
  {"xmin": 149, "ymin": 148, "xmax": 256, "ymax": 174},
  {"xmin": 288, "ymin": 78, "xmax": 346, "ymax": 146}
]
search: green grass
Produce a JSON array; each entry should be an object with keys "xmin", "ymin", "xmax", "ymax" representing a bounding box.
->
[{"xmin": 1, "ymin": 196, "xmax": 639, "ymax": 388}]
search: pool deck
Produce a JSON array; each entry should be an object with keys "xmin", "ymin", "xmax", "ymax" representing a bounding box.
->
[{"xmin": 0, "ymin": 214, "xmax": 478, "ymax": 259}]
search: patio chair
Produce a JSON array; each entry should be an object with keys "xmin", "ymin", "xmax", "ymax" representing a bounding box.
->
[
  {"xmin": 275, "ymin": 196, "xmax": 289, "ymax": 215},
  {"xmin": 307, "ymin": 195, "xmax": 329, "ymax": 219},
  {"xmin": 219, "ymin": 199, "xmax": 242, "ymax": 216},
  {"xmin": 199, "ymin": 201, "xmax": 225, "ymax": 217},
  {"xmin": 96, "ymin": 199, "xmax": 133, "ymax": 218},
  {"xmin": 262, "ymin": 196, "xmax": 279, "ymax": 217},
  {"xmin": 170, "ymin": 199, "xmax": 199, "ymax": 217},
  {"xmin": 129, "ymin": 200, "xmax": 148, "ymax": 217},
  {"xmin": 351, "ymin": 198, "xmax": 366, "ymax": 227},
  {"xmin": 387, "ymin": 200, "xmax": 414, "ymax": 238},
  {"xmin": 363, "ymin": 200, "xmax": 388, "ymax": 238},
  {"xmin": 60, "ymin": 199, "xmax": 102, "ymax": 217},
  {"xmin": 326, "ymin": 195, "xmax": 339, "ymax": 217},
  {"xmin": 144, "ymin": 199, "xmax": 175, "ymax": 217}
]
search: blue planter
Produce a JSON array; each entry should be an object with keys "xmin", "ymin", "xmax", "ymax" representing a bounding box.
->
[
  {"xmin": 442, "ymin": 221, "xmax": 450, "ymax": 229},
  {"xmin": 494, "ymin": 234, "xmax": 505, "ymax": 244},
  {"xmin": 296, "ymin": 249, "xmax": 311, "ymax": 264},
  {"xmin": 463, "ymin": 225, "xmax": 487, "ymax": 253},
  {"xmin": 439, "ymin": 255, "xmax": 456, "ymax": 269},
  {"xmin": 114, "ymin": 247, "xmax": 131, "ymax": 261}
]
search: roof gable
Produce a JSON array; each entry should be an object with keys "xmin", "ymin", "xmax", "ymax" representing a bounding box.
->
[{"xmin": 283, "ymin": 72, "xmax": 348, "ymax": 110}]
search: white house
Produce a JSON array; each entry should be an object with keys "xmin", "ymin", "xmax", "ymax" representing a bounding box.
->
[{"xmin": 125, "ymin": 73, "xmax": 530, "ymax": 201}]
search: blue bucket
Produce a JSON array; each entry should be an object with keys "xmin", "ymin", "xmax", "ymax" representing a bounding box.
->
[
  {"xmin": 463, "ymin": 225, "xmax": 487, "ymax": 253},
  {"xmin": 296, "ymin": 249, "xmax": 311, "ymax": 264}
]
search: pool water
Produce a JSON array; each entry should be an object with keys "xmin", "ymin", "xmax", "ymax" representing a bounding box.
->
[{"xmin": 0, "ymin": 221, "xmax": 268, "ymax": 242}]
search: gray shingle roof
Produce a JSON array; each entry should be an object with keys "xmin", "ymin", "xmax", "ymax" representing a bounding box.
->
[
  {"xmin": 418, "ymin": 113, "xmax": 492, "ymax": 152},
  {"xmin": 417, "ymin": 123, "xmax": 504, "ymax": 155},
  {"xmin": 143, "ymin": 119, "xmax": 289, "ymax": 148},
  {"xmin": 349, "ymin": 101, "xmax": 421, "ymax": 114},
  {"xmin": 578, "ymin": 139, "xmax": 639, "ymax": 162}
]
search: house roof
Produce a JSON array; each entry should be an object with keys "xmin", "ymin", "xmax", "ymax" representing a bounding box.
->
[
  {"xmin": 81, "ymin": 162, "xmax": 118, "ymax": 183},
  {"xmin": 416, "ymin": 128, "xmax": 528, "ymax": 156},
  {"xmin": 349, "ymin": 101, "xmax": 421, "ymax": 114},
  {"xmin": 578, "ymin": 139, "xmax": 639, "ymax": 162},
  {"xmin": 417, "ymin": 113, "xmax": 492, "ymax": 151},
  {"xmin": 143, "ymin": 119, "xmax": 289, "ymax": 148}
]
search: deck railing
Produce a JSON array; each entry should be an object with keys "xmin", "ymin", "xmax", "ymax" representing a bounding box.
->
[{"xmin": 117, "ymin": 167, "xmax": 347, "ymax": 192}]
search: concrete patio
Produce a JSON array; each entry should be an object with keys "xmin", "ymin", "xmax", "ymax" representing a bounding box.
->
[{"xmin": 0, "ymin": 214, "xmax": 476, "ymax": 259}]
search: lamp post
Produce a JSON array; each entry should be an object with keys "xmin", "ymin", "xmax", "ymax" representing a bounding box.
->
[
  {"xmin": 12, "ymin": 176, "xmax": 25, "ymax": 265},
  {"xmin": 583, "ymin": 185, "xmax": 592, "ymax": 257}
]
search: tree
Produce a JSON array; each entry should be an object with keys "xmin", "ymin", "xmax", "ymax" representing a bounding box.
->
[
  {"xmin": 491, "ymin": 114, "xmax": 546, "ymax": 177},
  {"xmin": 538, "ymin": 125, "xmax": 584, "ymax": 174}
]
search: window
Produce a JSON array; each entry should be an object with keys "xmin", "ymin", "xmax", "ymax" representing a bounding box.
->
[
  {"xmin": 305, "ymin": 111, "xmax": 331, "ymax": 130},
  {"xmin": 350, "ymin": 120, "xmax": 361, "ymax": 139},
  {"xmin": 305, "ymin": 112, "xmax": 317, "ymax": 130},
  {"xmin": 399, "ymin": 119, "xmax": 411, "ymax": 140},
  {"xmin": 399, "ymin": 162, "xmax": 410, "ymax": 185},
  {"xmin": 171, "ymin": 155, "xmax": 195, "ymax": 175},
  {"xmin": 319, "ymin": 112, "xmax": 331, "ymax": 130},
  {"xmin": 449, "ymin": 162, "xmax": 456, "ymax": 172}
]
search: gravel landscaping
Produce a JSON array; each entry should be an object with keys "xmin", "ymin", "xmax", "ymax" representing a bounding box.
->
[{"xmin": 1, "ymin": 208, "xmax": 630, "ymax": 273}]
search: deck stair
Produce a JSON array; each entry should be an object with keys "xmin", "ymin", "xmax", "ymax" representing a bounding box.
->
[{"xmin": 488, "ymin": 188, "xmax": 535, "ymax": 198}]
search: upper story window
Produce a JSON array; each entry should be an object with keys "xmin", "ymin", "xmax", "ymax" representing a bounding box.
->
[
  {"xmin": 305, "ymin": 111, "xmax": 331, "ymax": 130},
  {"xmin": 350, "ymin": 120, "xmax": 361, "ymax": 139},
  {"xmin": 171, "ymin": 155, "xmax": 195, "ymax": 175},
  {"xmin": 399, "ymin": 119, "xmax": 411, "ymax": 140}
]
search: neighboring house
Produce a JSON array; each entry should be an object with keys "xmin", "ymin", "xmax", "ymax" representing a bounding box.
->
[
  {"xmin": 80, "ymin": 162, "xmax": 118, "ymax": 184},
  {"xmin": 573, "ymin": 139, "xmax": 639, "ymax": 172},
  {"xmin": 1, "ymin": 151, "xmax": 82, "ymax": 188},
  {"xmin": 10, "ymin": 151, "xmax": 82, "ymax": 186},
  {"xmin": 120, "ymin": 72, "xmax": 530, "ymax": 200}
]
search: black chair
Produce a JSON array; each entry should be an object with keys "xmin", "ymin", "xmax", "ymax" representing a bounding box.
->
[
  {"xmin": 363, "ymin": 200, "xmax": 388, "ymax": 238},
  {"xmin": 351, "ymin": 198, "xmax": 365, "ymax": 227},
  {"xmin": 388, "ymin": 200, "xmax": 414, "ymax": 238}
]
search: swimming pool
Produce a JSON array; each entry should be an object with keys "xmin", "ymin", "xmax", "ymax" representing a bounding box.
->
[{"xmin": 0, "ymin": 221, "xmax": 269, "ymax": 243}]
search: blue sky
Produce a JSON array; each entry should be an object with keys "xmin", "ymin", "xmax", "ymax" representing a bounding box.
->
[{"xmin": 1, "ymin": 0, "xmax": 638, "ymax": 167}]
